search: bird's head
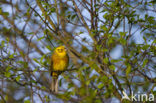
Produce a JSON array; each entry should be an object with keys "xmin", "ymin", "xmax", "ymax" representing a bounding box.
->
[{"xmin": 55, "ymin": 46, "xmax": 67, "ymax": 57}]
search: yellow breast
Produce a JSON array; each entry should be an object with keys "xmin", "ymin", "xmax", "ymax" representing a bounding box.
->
[{"xmin": 53, "ymin": 60, "xmax": 67, "ymax": 71}]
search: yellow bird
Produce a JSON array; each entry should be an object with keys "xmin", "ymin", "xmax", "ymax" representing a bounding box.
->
[{"xmin": 50, "ymin": 46, "xmax": 69, "ymax": 93}]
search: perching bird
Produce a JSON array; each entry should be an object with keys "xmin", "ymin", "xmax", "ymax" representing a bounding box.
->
[{"xmin": 50, "ymin": 46, "xmax": 69, "ymax": 93}]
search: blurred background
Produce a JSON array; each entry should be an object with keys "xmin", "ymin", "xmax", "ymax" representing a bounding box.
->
[{"xmin": 0, "ymin": 0, "xmax": 156, "ymax": 103}]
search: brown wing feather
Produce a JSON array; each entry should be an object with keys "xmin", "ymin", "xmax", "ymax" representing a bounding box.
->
[
  {"xmin": 65, "ymin": 54, "xmax": 69, "ymax": 69},
  {"xmin": 50, "ymin": 52, "xmax": 55, "ymax": 76},
  {"xmin": 50, "ymin": 59, "xmax": 53, "ymax": 76}
]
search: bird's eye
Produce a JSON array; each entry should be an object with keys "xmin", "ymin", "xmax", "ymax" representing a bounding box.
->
[{"xmin": 58, "ymin": 49, "xmax": 63, "ymax": 53}]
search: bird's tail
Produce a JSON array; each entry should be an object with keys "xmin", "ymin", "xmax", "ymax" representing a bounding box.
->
[{"xmin": 51, "ymin": 72, "xmax": 58, "ymax": 93}]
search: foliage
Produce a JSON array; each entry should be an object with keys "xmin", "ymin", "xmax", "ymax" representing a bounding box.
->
[{"xmin": 0, "ymin": 0, "xmax": 156, "ymax": 103}]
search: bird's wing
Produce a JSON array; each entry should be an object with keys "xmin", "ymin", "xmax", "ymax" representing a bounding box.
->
[
  {"xmin": 50, "ymin": 55, "xmax": 53, "ymax": 76},
  {"xmin": 66, "ymin": 54, "xmax": 69, "ymax": 68}
]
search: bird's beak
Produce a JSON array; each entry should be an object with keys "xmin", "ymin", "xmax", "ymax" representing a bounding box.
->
[{"xmin": 65, "ymin": 48, "xmax": 67, "ymax": 51}]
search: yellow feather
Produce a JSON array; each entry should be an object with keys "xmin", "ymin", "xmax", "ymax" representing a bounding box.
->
[{"xmin": 50, "ymin": 46, "xmax": 69, "ymax": 93}]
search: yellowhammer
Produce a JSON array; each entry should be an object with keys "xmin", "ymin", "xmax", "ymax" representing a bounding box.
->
[{"xmin": 50, "ymin": 46, "xmax": 69, "ymax": 93}]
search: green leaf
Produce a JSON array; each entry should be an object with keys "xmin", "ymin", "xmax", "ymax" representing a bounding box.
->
[
  {"xmin": 28, "ymin": 32, "xmax": 34, "ymax": 35},
  {"xmin": 33, "ymin": 58, "xmax": 40, "ymax": 64},
  {"xmin": 120, "ymin": 39, "xmax": 126, "ymax": 45},
  {"xmin": 16, "ymin": 76, "xmax": 21, "ymax": 82},
  {"xmin": 71, "ymin": 14, "xmax": 76, "ymax": 20},
  {"xmin": 111, "ymin": 59, "xmax": 123, "ymax": 63},
  {"xmin": 46, "ymin": 45, "xmax": 52, "ymax": 51},
  {"xmin": 6, "ymin": 37, "xmax": 9, "ymax": 42},
  {"xmin": 37, "ymin": 36, "xmax": 44, "ymax": 41},
  {"xmin": 33, "ymin": 68, "xmax": 38, "ymax": 73},
  {"xmin": 126, "ymin": 65, "xmax": 131, "ymax": 76},
  {"xmin": 95, "ymin": 99, "xmax": 101, "ymax": 103},
  {"xmin": 149, "ymin": 0, "xmax": 156, "ymax": 4},
  {"xmin": 17, "ymin": 61, "xmax": 26, "ymax": 65},
  {"xmin": 59, "ymin": 78, "xmax": 63, "ymax": 86},
  {"xmin": 5, "ymin": 95, "xmax": 8, "ymax": 101},
  {"xmin": 108, "ymin": 38, "xmax": 113, "ymax": 45},
  {"xmin": 41, "ymin": 86, "xmax": 46, "ymax": 90},
  {"xmin": 101, "ymin": 75, "xmax": 108, "ymax": 81},
  {"xmin": 108, "ymin": 83, "xmax": 113, "ymax": 90},
  {"xmin": 100, "ymin": 25, "xmax": 108, "ymax": 31},
  {"xmin": 1, "ymin": 12, "xmax": 9, "ymax": 16},
  {"xmin": 50, "ymin": 7, "xmax": 55, "ymax": 12},
  {"xmin": 19, "ymin": 51, "xmax": 25, "ymax": 57},
  {"xmin": 9, "ymin": 54, "xmax": 14, "ymax": 59},
  {"xmin": 40, "ymin": 54, "xmax": 46, "ymax": 62},
  {"xmin": 97, "ymin": 83, "xmax": 104, "ymax": 89},
  {"xmin": 5, "ymin": 72, "xmax": 11, "ymax": 78},
  {"xmin": 23, "ymin": 62, "xmax": 28, "ymax": 68},
  {"xmin": 6, "ymin": 66, "xmax": 11, "ymax": 71},
  {"xmin": 0, "ymin": 8, "xmax": 2, "ymax": 13},
  {"xmin": 119, "ymin": 32, "xmax": 126, "ymax": 37},
  {"xmin": 143, "ymin": 59, "xmax": 148, "ymax": 68},
  {"xmin": 1, "ymin": 41, "xmax": 5, "ymax": 47},
  {"xmin": 24, "ymin": 100, "xmax": 31, "ymax": 103},
  {"xmin": 86, "ymin": 80, "xmax": 90, "ymax": 86},
  {"xmin": 103, "ymin": 57, "xmax": 109, "ymax": 64},
  {"xmin": 109, "ymin": 65, "xmax": 115, "ymax": 70},
  {"xmin": 68, "ymin": 82, "xmax": 74, "ymax": 89},
  {"xmin": 103, "ymin": 48, "xmax": 108, "ymax": 52}
]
